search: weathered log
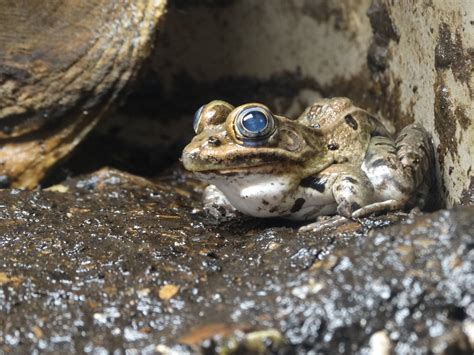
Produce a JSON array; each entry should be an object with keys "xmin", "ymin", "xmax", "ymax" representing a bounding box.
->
[{"xmin": 0, "ymin": 0, "xmax": 167, "ymax": 188}]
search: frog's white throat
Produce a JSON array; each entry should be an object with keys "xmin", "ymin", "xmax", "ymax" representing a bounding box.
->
[{"xmin": 197, "ymin": 172, "xmax": 296, "ymax": 218}]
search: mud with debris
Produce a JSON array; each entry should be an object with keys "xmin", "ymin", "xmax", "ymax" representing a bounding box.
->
[{"xmin": 0, "ymin": 167, "xmax": 472, "ymax": 354}]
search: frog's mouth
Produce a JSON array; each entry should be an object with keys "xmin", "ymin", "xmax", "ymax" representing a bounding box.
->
[
  {"xmin": 194, "ymin": 163, "xmax": 291, "ymax": 177},
  {"xmin": 181, "ymin": 142, "xmax": 308, "ymax": 175}
]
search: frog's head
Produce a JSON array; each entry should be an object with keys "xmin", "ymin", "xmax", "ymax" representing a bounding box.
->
[{"xmin": 181, "ymin": 100, "xmax": 327, "ymax": 177}]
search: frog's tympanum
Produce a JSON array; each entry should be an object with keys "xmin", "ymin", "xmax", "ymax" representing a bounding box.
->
[{"xmin": 181, "ymin": 98, "xmax": 434, "ymax": 232}]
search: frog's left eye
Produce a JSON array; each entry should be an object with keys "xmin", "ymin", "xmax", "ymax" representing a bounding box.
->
[
  {"xmin": 235, "ymin": 107, "xmax": 275, "ymax": 143},
  {"xmin": 193, "ymin": 105, "xmax": 205, "ymax": 133}
]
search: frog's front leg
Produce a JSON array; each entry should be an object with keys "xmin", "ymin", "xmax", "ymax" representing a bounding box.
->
[
  {"xmin": 299, "ymin": 165, "xmax": 375, "ymax": 233},
  {"xmin": 332, "ymin": 168, "xmax": 376, "ymax": 218},
  {"xmin": 202, "ymin": 184, "xmax": 239, "ymax": 220}
]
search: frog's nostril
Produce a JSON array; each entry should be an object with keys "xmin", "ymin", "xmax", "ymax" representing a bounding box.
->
[{"xmin": 207, "ymin": 136, "xmax": 221, "ymax": 147}]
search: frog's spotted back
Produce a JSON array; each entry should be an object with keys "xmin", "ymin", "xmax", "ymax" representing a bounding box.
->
[
  {"xmin": 297, "ymin": 97, "xmax": 354, "ymax": 128},
  {"xmin": 298, "ymin": 97, "xmax": 391, "ymax": 138}
]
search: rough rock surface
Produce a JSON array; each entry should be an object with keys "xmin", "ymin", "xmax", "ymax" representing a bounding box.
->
[{"xmin": 0, "ymin": 168, "xmax": 472, "ymax": 354}]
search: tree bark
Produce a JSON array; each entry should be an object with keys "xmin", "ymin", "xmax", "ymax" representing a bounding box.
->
[{"xmin": 0, "ymin": 0, "xmax": 167, "ymax": 188}]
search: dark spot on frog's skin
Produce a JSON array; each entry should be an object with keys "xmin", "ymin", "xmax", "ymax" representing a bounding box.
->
[
  {"xmin": 371, "ymin": 130, "xmax": 386, "ymax": 137},
  {"xmin": 418, "ymin": 143, "xmax": 430, "ymax": 157},
  {"xmin": 328, "ymin": 143, "xmax": 339, "ymax": 151},
  {"xmin": 207, "ymin": 136, "xmax": 221, "ymax": 147},
  {"xmin": 351, "ymin": 202, "xmax": 361, "ymax": 211},
  {"xmin": 300, "ymin": 176, "xmax": 326, "ymax": 193},
  {"xmin": 0, "ymin": 175, "xmax": 11, "ymax": 188},
  {"xmin": 342, "ymin": 176, "xmax": 358, "ymax": 184},
  {"xmin": 374, "ymin": 142, "xmax": 394, "ymax": 147},
  {"xmin": 307, "ymin": 105, "xmax": 323, "ymax": 120},
  {"xmin": 371, "ymin": 158, "xmax": 388, "ymax": 168},
  {"xmin": 269, "ymin": 206, "xmax": 278, "ymax": 213},
  {"xmin": 262, "ymin": 199, "xmax": 269, "ymax": 205},
  {"xmin": 344, "ymin": 114, "xmax": 358, "ymax": 130},
  {"xmin": 396, "ymin": 133, "xmax": 408, "ymax": 143},
  {"xmin": 290, "ymin": 198, "xmax": 306, "ymax": 213}
]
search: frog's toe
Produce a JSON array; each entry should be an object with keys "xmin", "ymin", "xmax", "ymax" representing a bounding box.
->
[
  {"xmin": 351, "ymin": 199, "xmax": 405, "ymax": 218},
  {"xmin": 298, "ymin": 215, "xmax": 349, "ymax": 234},
  {"xmin": 204, "ymin": 204, "xmax": 239, "ymax": 221},
  {"xmin": 407, "ymin": 206, "xmax": 422, "ymax": 217},
  {"xmin": 202, "ymin": 184, "xmax": 238, "ymax": 221},
  {"xmin": 336, "ymin": 201, "xmax": 362, "ymax": 219}
]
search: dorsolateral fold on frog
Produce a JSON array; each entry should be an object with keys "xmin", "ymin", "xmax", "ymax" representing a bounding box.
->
[{"xmin": 181, "ymin": 97, "xmax": 435, "ymax": 233}]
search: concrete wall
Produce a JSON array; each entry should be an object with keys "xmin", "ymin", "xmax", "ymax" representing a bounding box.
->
[
  {"xmin": 382, "ymin": 1, "xmax": 473, "ymax": 206},
  {"xmin": 139, "ymin": 0, "xmax": 473, "ymax": 206}
]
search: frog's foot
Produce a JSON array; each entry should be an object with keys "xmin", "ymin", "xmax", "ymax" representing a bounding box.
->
[
  {"xmin": 299, "ymin": 199, "xmax": 406, "ymax": 234},
  {"xmin": 202, "ymin": 184, "xmax": 239, "ymax": 220},
  {"xmin": 298, "ymin": 215, "xmax": 349, "ymax": 233},
  {"xmin": 351, "ymin": 199, "xmax": 405, "ymax": 218},
  {"xmin": 408, "ymin": 206, "xmax": 422, "ymax": 217}
]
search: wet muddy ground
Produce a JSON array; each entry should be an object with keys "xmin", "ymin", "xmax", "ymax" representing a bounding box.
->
[{"xmin": 0, "ymin": 167, "xmax": 472, "ymax": 354}]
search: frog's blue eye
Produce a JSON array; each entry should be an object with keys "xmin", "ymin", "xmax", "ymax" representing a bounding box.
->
[
  {"xmin": 235, "ymin": 107, "xmax": 275, "ymax": 144},
  {"xmin": 193, "ymin": 105, "xmax": 204, "ymax": 133},
  {"xmin": 242, "ymin": 111, "xmax": 268, "ymax": 132}
]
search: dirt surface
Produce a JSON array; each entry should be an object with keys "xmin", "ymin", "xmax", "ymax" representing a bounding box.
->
[{"xmin": 0, "ymin": 167, "xmax": 472, "ymax": 354}]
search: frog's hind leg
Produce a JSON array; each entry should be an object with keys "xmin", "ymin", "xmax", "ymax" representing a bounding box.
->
[
  {"xmin": 351, "ymin": 199, "xmax": 404, "ymax": 218},
  {"xmin": 361, "ymin": 123, "xmax": 434, "ymax": 213},
  {"xmin": 396, "ymin": 123, "xmax": 436, "ymax": 208},
  {"xmin": 396, "ymin": 124, "xmax": 433, "ymax": 182},
  {"xmin": 299, "ymin": 124, "xmax": 434, "ymax": 234},
  {"xmin": 298, "ymin": 215, "xmax": 348, "ymax": 233}
]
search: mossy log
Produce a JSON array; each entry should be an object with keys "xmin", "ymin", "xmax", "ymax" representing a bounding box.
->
[{"xmin": 0, "ymin": 0, "xmax": 167, "ymax": 188}]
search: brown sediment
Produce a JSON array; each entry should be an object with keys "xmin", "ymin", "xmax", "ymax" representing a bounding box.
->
[
  {"xmin": 435, "ymin": 23, "xmax": 473, "ymax": 91},
  {"xmin": 434, "ymin": 76, "xmax": 458, "ymax": 164}
]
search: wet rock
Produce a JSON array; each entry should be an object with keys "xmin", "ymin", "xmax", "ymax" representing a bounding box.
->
[{"xmin": 0, "ymin": 168, "xmax": 472, "ymax": 354}]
